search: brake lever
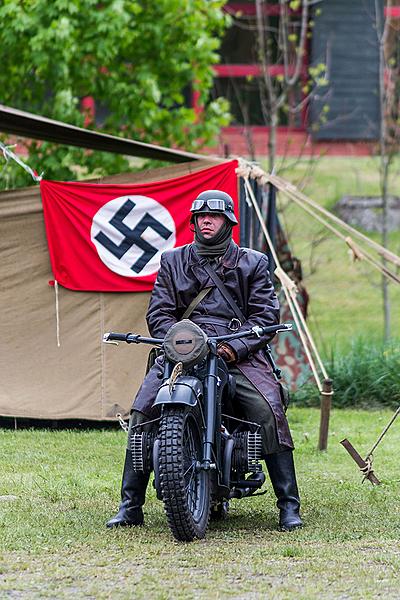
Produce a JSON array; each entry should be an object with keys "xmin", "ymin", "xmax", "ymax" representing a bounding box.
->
[
  {"xmin": 276, "ymin": 324, "xmax": 293, "ymax": 332},
  {"xmin": 251, "ymin": 324, "xmax": 293, "ymax": 338},
  {"xmin": 251, "ymin": 326, "xmax": 263, "ymax": 338}
]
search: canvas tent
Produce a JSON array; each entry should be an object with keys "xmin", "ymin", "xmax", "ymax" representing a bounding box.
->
[
  {"xmin": 0, "ymin": 158, "xmax": 311, "ymax": 421},
  {"xmin": 0, "ymin": 104, "xmax": 204, "ymax": 163},
  {"xmin": 0, "ymin": 160, "xmax": 224, "ymax": 421},
  {"xmin": 0, "ymin": 104, "xmax": 311, "ymax": 422}
]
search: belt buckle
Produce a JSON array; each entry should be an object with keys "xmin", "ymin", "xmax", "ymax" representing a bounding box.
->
[{"xmin": 228, "ymin": 318, "xmax": 241, "ymax": 332}]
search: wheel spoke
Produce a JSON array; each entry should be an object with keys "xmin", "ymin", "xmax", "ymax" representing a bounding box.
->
[
  {"xmin": 185, "ymin": 469, "xmax": 196, "ymax": 490},
  {"xmin": 183, "ymin": 462, "xmax": 195, "ymax": 478},
  {"xmin": 185, "ymin": 457, "xmax": 198, "ymax": 512}
]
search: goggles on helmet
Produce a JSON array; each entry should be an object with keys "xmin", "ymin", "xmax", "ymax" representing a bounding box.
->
[{"xmin": 190, "ymin": 198, "xmax": 231, "ymax": 213}]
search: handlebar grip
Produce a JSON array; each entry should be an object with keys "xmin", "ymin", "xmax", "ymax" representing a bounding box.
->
[
  {"xmin": 274, "ymin": 323, "xmax": 292, "ymax": 332},
  {"xmin": 259, "ymin": 323, "xmax": 292, "ymax": 335},
  {"xmin": 103, "ymin": 332, "xmax": 162, "ymax": 345},
  {"xmin": 103, "ymin": 332, "xmax": 139, "ymax": 343}
]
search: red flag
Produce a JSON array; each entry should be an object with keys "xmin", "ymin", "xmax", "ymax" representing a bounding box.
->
[{"xmin": 40, "ymin": 160, "xmax": 239, "ymax": 292}]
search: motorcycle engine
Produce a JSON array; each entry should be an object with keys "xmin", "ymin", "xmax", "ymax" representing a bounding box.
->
[{"xmin": 164, "ymin": 319, "xmax": 209, "ymax": 368}]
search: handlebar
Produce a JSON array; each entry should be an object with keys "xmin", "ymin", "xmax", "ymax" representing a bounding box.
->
[
  {"xmin": 213, "ymin": 323, "xmax": 292, "ymax": 342},
  {"xmin": 103, "ymin": 332, "xmax": 163, "ymax": 345},
  {"xmin": 103, "ymin": 323, "xmax": 292, "ymax": 346}
]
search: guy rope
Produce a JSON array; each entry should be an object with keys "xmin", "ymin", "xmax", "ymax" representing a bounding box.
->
[
  {"xmin": 341, "ymin": 405, "xmax": 400, "ymax": 485},
  {"xmin": 263, "ymin": 171, "xmax": 400, "ymax": 284},
  {"xmin": 236, "ymin": 159, "xmax": 400, "ymax": 453},
  {"xmin": 236, "ymin": 160, "xmax": 333, "ymax": 450}
]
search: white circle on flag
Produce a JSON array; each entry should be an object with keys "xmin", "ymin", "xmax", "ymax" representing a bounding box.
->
[{"xmin": 91, "ymin": 195, "xmax": 176, "ymax": 277}]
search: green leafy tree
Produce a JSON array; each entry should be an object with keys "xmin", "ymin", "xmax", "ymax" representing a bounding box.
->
[{"xmin": 0, "ymin": 0, "xmax": 231, "ymax": 187}]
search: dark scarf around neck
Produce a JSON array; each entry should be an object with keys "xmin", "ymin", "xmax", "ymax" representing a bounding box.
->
[{"xmin": 193, "ymin": 219, "xmax": 233, "ymax": 257}]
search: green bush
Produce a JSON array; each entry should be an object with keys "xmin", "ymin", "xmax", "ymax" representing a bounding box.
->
[{"xmin": 291, "ymin": 338, "xmax": 400, "ymax": 409}]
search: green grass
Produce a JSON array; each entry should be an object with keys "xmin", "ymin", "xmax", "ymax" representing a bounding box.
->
[
  {"xmin": 292, "ymin": 338, "xmax": 400, "ymax": 409},
  {"xmin": 268, "ymin": 157, "xmax": 400, "ymax": 352},
  {"xmin": 1, "ymin": 408, "xmax": 400, "ymax": 599}
]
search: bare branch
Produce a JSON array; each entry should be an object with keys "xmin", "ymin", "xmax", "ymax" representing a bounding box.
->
[
  {"xmin": 281, "ymin": 0, "xmax": 310, "ymax": 87},
  {"xmin": 255, "ymin": 0, "xmax": 275, "ymax": 104}
]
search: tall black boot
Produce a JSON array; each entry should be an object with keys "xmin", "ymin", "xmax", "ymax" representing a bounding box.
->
[
  {"xmin": 106, "ymin": 450, "xmax": 149, "ymax": 528},
  {"xmin": 265, "ymin": 449, "xmax": 303, "ymax": 531}
]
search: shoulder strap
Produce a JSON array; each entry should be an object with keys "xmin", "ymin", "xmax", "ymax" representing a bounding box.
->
[
  {"xmin": 182, "ymin": 286, "xmax": 212, "ymax": 319},
  {"xmin": 200, "ymin": 259, "xmax": 246, "ymax": 323}
]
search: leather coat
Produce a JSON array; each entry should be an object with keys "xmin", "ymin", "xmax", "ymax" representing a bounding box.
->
[{"xmin": 133, "ymin": 240, "xmax": 294, "ymax": 448}]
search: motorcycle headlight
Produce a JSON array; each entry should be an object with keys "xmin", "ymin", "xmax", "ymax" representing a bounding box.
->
[{"xmin": 164, "ymin": 319, "xmax": 209, "ymax": 368}]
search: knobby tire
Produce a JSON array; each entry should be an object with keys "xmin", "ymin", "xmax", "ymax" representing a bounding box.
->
[{"xmin": 159, "ymin": 406, "xmax": 210, "ymax": 541}]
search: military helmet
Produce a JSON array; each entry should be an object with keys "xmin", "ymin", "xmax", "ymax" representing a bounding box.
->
[{"xmin": 190, "ymin": 189, "xmax": 238, "ymax": 225}]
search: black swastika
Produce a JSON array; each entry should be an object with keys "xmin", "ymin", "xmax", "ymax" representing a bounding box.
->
[{"xmin": 95, "ymin": 199, "xmax": 173, "ymax": 273}]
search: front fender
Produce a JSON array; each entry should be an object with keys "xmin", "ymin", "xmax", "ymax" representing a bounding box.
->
[{"xmin": 153, "ymin": 376, "xmax": 203, "ymax": 408}]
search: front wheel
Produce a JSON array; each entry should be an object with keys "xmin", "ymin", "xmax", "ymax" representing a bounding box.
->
[{"xmin": 158, "ymin": 405, "xmax": 210, "ymax": 541}]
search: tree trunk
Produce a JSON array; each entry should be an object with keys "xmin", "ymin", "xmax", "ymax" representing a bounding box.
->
[
  {"xmin": 268, "ymin": 108, "xmax": 278, "ymax": 173},
  {"xmin": 376, "ymin": 0, "xmax": 391, "ymax": 342},
  {"xmin": 381, "ymin": 156, "xmax": 391, "ymax": 341}
]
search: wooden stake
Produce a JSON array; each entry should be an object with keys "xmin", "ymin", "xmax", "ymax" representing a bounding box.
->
[
  {"xmin": 318, "ymin": 378, "xmax": 333, "ymax": 451},
  {"xmin": 340, "ymin": 438, "xmax": 381, "ymax": 485}
]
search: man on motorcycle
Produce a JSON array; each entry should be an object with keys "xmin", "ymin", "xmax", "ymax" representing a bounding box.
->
[{"xmin": 106, "ymin": 190, "xmax": 303, "ymax": 532}]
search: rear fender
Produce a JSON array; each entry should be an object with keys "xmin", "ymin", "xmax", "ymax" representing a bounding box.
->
[{"xmin": 153, "ymin": 376, "xmax": 203, "ymax": 408}]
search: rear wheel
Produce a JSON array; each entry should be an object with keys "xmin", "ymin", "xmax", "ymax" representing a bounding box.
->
[{"xmin": 158, "ymin": 406, "xmax": 210, "ymax": 541}]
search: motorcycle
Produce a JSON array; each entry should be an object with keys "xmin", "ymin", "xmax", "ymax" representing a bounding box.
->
[{"xmin": 103, "ymin": 319, "xmax": 291, "ymax": 542}]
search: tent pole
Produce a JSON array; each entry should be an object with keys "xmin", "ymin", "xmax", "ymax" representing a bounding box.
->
[
  {"xmin": 239, "ymin": 177, "xmax": 251, "ymax": 247},
  {"xmin": 266, "ymin": 182, "xmax": 277, "ymax": 278}
]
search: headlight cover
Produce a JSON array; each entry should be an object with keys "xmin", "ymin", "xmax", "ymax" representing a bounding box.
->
[{"xmin": 164, "ymin": 319, "xmax": 209, "ymax": 368}]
